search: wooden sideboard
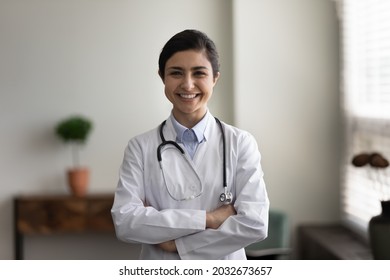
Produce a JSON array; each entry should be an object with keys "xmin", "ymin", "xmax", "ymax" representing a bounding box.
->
[
  {"xmin": 14, "ymin": 194, "xmax": 115, "ymax": 260},
  {"xmin": 297, "ymin": 224, "xmax": 373, "ymax": 259}
]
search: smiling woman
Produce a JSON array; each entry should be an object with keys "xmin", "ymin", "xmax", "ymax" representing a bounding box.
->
[
  {"xmin": 157, "ymin": 30, "xmax": 221, "ymax": 128},
  {"xmin": 161, "ymin": 50, "xmax": 220, "ymax": 128},
  {"xmin": 111, "ymin": 29, "xmax": 269, "ymax": 260}
]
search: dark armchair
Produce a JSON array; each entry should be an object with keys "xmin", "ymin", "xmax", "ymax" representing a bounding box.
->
[{"xmin": 245, "ymin": 209, "xmax": 291, "ymax": 259}]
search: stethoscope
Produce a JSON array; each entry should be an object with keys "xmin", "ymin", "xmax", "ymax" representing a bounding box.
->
[{"xmin": 157, "ymin": 117, "xmax": 233, "ymax": 204}]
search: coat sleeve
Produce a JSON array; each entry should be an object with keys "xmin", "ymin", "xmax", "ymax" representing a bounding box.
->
[
  {"xmin": 175, "ymin": 132, "xmax": 269, "ymax": 260},
  {"xmin": 111, "ymin": 137, "xmax": 206, "ymax": 245}
]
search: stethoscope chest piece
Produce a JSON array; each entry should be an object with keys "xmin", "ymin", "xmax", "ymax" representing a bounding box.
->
[{"xmin": 219, "ymin": 186, "xmax": 233, "ymax": 204}]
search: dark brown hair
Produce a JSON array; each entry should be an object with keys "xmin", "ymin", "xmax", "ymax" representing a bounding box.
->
[{"xmin": 158, "ymin": 29, "xmax": 220, "ymax": 79}]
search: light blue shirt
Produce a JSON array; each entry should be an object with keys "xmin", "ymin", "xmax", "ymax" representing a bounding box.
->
[{"xmin": 170, "ymin": 112, "xmax": 210, "ymax": 159}]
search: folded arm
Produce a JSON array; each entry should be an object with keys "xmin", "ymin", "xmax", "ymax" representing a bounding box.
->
[{"xmin": 156, "ymin": 204, "xmax": 237, "ymax": 252}]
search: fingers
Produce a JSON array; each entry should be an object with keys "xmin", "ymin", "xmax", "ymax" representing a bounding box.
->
[
  {"xmin": 206, "ymin": 204, "xmax": 236, "ymax": 229},
  {"xmin": 156, "ymin": 240, "xmax": 177, "ymax": 252}
]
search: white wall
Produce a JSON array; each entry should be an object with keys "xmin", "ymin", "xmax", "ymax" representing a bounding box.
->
[
  {"xmin": 233, "ymin": 0, "xmax": 341, "ymax": 252},
  {"xmin": 0, "ymin": 0, "xmax": 233, "ymax": 259},
  {"xmin": 0, "ymin": 0, "xmax": 340, "ymax": 259}
]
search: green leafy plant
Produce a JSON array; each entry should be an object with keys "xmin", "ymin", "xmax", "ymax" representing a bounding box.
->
[{"xmin": 55, "ymin": 115, "xmax": 93, "ymax": 168}]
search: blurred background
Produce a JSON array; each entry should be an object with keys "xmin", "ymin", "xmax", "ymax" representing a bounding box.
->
[{"xmin": 2, "ymin": 0, "xmax": 380, "ymax": 260}]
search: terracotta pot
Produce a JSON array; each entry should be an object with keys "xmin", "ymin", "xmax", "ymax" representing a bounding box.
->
[{"xmin": 67, "ymin": 167, "xmax": 89, "ymax": 197}]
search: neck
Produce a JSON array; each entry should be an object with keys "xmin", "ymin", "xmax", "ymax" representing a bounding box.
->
[{"xmin": 172, "ymin": 111, "xmax": 207, "ymax": 128}]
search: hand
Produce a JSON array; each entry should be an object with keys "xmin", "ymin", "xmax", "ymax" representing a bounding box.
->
[
  {"xmin": 206, "ymin": 204, "xmax": 236, "ymax": 229},
  {"xmin": 156, "ymin": 240, "xmax": 177, "ymax": 253}
]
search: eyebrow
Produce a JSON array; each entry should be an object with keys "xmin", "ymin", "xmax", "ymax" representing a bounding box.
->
[{"xmin": 167, "ymin": 66, "xmax": 210, "ymax": 71}]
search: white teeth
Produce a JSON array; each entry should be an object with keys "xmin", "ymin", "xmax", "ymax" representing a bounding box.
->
[{"xmin": 180, "ymin": 94, "xmax": 197, "ymax": 99}]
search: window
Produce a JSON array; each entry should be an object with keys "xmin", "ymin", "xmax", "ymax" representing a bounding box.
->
[{"xmin": 341, "ymin": 0, "xmax": 390, "ymax": 236}]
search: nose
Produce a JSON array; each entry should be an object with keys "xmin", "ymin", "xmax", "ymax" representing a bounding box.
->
[{"xmin": 180, "ymin": 74, "xmax": 195, "ymax": 90}]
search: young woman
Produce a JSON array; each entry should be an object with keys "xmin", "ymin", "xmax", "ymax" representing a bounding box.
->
[{"xmin": 111, "ymin": 29, "xmax": 269, "ymax": 260}]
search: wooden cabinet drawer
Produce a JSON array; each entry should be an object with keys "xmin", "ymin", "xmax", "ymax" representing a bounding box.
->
[{"xmin": 15, "ymin": 194, "xmax": 114, "ymax": 234}]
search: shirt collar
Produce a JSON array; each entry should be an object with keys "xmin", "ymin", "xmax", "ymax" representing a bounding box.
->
[{"xmin": 170, "ymin": 111, "xmax": 211, "ymax": 144}]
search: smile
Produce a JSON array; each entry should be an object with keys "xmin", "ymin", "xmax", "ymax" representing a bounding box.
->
[{"xmin": 179, "ymin": 93, "xmax": 200, "ymax": 99}]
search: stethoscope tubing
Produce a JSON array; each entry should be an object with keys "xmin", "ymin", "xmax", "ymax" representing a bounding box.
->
[
  {"xmin": 159, "ymin": 148, "xmax": 203, "ymax": 201},
  {"xmin": 157, "ymin": 117, "xmax": 231, "ymax": 203},
  {"xmin": 214, "ymin": 117, "xmax": 227, "ymax": 188}
]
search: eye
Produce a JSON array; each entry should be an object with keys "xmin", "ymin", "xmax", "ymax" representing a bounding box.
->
[
  {"xmin": 194, "ymin": 71, "xmax": 207, "ymax": 77},
  {"xmin": 168, "ymin": 70, "xmax": 182, "ymax": 77}
]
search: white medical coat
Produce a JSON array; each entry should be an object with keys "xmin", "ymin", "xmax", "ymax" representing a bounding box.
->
[{"xmin": 111, "ymin": 113, "xmax": 269, "ymax": 260}]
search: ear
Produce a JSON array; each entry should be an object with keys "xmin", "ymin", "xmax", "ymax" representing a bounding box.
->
[
  {"xmin": 213, "ymin": 72, "xmax": 220, "ymax": 85},
  {"xmin": 158, "ymin": 70, "xmax": 165, "ymax": 83}
]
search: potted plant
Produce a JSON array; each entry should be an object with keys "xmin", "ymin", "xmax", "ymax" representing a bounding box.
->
[{"xmin": 55, "ymin": 115, "xmax": 93, "ymax": 197}]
